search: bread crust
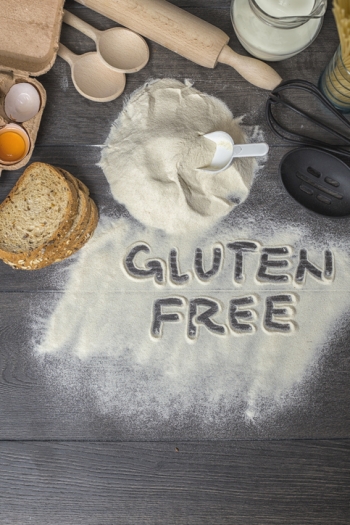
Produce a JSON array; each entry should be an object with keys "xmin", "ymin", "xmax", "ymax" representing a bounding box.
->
[
  {"xmin": 49, "ymin": 196, "xmax": 99, "ymax": 266},
  {"xmin": 16, "ymin": 196, "xmax": 99, "ymax": 270},
  {"xmin": 0, "ymin": 163, "xmax": 99, "ymax": 270},
  {"xmin": 36, "ymin": 168, "xmax": 92, "ymax": 261},
  {"xmin": 0, "ymin": 163, "xmax": 79, "ymax": 265}
]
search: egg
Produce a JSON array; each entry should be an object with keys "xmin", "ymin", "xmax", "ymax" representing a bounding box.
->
[
  {"xmin": 4, "ymin": 82, "xmax": 41, "ymax": 123},
  {"xmin": 0, "ymin": 124, "xmax": 30, "ymax": 164}
]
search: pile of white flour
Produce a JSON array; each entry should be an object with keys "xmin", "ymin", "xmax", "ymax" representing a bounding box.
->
[
  {"xmin": 99, "ymin": 79, "xmax": 257, "ymax": 234},
  {"xmin": 32, "ymin": 79, "xmax": 350, "ymax": 434}
]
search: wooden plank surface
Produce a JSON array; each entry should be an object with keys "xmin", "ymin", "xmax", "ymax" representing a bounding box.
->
[
  {"xmin": 1, "ymin": 0, "xmax": 350, "ymax": 523},
  {"xmin": 1, "ymin": 440, "xmax": 350, "ymax": 525}
]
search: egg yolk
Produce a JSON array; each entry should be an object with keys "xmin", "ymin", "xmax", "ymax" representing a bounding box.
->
[{"xmin": 0, "ymin": 131, "xmax": 27, "ymax": 162}]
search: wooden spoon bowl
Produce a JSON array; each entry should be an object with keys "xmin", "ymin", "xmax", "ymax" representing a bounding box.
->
[
  {"xmin": 63, "ymin": 10, "xmax": 149, "ymax": 73},
  {"xmin": 58, "ymin": 44, "xmax": 126, "ymax": 102},
  {"xmin": 98, "ymin": 27, "xmax": 149, "ymax": 73}
]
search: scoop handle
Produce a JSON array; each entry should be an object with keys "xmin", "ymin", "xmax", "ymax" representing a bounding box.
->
[
  {"xmin": 218, "ymin": 46, "xmax": 282, "ymax": 91},
  {"xmin": 232, "ymin": 143, "xmax": 269, "ymax": 158},
  {"xmin": 63, "ymin": 9, "xmax": 100, "ymax": 42}
]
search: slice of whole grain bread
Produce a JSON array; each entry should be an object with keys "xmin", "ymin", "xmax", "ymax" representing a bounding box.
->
[
  {"xmin": 69, "ymin": 196, "xmax": 98, "ymax": 255},
  {"xmin": 34, "ymin": 168, "xmax": 98, "ymax": 268},
  {"xmin": 17, "ymin": 186, "xmax": 91, "ymax": 270},
  {"xmin": 46, "ymin": 168, "xmax": 98, "ymax": 262},
  {"xmin": 0, "ymin": 163, "xmax": 99, "ymax": 270},
  {"xmin": 56, "ymin": 168, "xmax": 89, "ymax": 197},
  {"xmin": 24, "ymin": 194, "xmax": 99, "ymax": 270},
  {"xmin": 0, "ymin": 162, "xmax": 79, "ymax": 266}
]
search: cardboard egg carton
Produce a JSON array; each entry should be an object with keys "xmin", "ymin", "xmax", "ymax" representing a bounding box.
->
[{"xmin": 0, "ymin": 0, "xmax": 64, "ymax": 174}]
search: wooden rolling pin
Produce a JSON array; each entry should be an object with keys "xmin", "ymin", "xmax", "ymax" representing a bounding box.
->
[{"xmin": 74, "ymin": 0, "xmax": 282, "ymax": 90}]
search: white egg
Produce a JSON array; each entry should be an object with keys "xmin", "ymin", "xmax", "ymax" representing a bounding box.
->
[{"xmin": 4, "ymin": 82, "xmax": 41, "ymax": 123}]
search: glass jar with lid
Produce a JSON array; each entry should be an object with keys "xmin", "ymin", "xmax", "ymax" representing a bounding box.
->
[{"xmin": 231, "ymin": 0, "xmax": 327, "ymax": 61}]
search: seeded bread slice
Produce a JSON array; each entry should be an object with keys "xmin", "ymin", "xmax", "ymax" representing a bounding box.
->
[
  {"xmin": 34, "ymin": 168, "xmax": 92, "ymax": 263},
  {"xmin": 0, "ymin": 164, "xmax": 99, "ymax": 270},
  {"xmin": 24, "ymin": 194, "xmax": 99, "ymax": 270},
  {"xmin": 48, "ymin": 168, "xmax": 98, "ymax": 262},
  {"xmin": 56, "ymin": 168, "xmax": 90, "ymax": 197},
  {"xmin": 18, "ymin": 187, "xmax": 91, "ymax": 270},
  {"xmin": 49, "ymin": 196, "xmax": 98, "ymax": 264},
  {"xmin": 69, "ymin": 196, "xmax": 98, "ymax": 254},
  {"xmin": 0, "ymin": 162, "xmax": 79, "ymax": 266},
  {"xmin": 37, "ymin": 168, "xmax": 98, "ymax": 267}
]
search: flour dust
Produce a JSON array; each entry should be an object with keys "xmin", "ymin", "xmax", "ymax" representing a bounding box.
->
[{"xmin": 31, "ymin": 79, "xmax": 350, "ymax": 435}]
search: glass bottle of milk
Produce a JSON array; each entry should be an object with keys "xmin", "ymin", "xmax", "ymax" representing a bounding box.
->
[{"xmin": 231, "ymin": 0, "xmax": 327, "ymax": 61}]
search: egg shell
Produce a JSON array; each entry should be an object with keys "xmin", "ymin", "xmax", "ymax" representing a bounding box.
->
[{"xmin": 4, "ymin": 82, "xmax": 41, "ymax": 123}]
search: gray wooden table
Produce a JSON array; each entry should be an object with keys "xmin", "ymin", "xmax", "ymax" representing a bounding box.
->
[{"xmin": 1, "ymin": 1, "xmax": 350, "ymax": 523}]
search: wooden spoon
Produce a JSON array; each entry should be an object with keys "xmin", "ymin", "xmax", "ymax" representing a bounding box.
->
[
  {"xmin": 58, "ymin": 43, "xmax": 126, "ymax": 102},
  {"xmin": 63, "ymin": 9, "xmax": 149, "ymax": 73}
]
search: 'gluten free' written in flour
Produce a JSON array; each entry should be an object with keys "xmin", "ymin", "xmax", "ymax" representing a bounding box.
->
[{"xmin": 124, "ymin": 241, "xmax": 334, "ymax": 338}]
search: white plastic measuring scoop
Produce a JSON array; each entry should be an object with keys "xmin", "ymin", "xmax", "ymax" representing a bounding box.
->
[
  {"xmin": 58, "ymin": 43, "xmax": 126, "ymax": 102},
  {"xmin": 200, "ymin": 131, "xmax": 269, "ymax": 174},
  {"xmin": 63, "ymin": 10, "xmax": 149, "ymax": 73}
]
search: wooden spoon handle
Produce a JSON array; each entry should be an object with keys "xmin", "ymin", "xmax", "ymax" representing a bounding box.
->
[
  {"xmin": 218, "ymin": 46, "xmax": 282, "ymax": 91},
  {"xmin": 63, "ymin": 9, "xmax": 100, "ymax": 42},
  {"xmin": 57, "ymin": 43, "xmax": 77, "ymax": 67}
]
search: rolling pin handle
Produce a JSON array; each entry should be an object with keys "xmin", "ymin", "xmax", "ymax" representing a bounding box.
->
[{"xmin": 218, "ymin": 45, "xmax": 282, "ymax": 91}]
